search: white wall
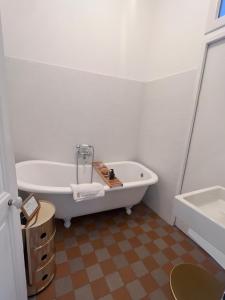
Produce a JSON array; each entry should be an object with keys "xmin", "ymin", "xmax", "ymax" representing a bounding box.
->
[
  {"xmin": 1, "ymin": 0, "xmax": 147, "ymax": 164},
  {"xmin": 0, "ymin": 0, "xmax": 210, "ymax": 81},
  {"xmin": 0, "ymin": 0, "xmax": 153, "ymax": 81},
  {"xmin": 0, "ymin": 0, "xmax": 212, "ymax": 224},
  {"xmin": 137, "ymin": 71, "xmax": 197, "ymax": 224},
  {"xmin": 136, "ymin": 0, "xmax": 211, "ymax": 223},
  {"xmin": 6, "ymin": 57, "xmax": 143, "ymax": 163},
  {"xmin": 148, "ymin": 0, "xmax": 211, "ymax": 80}
]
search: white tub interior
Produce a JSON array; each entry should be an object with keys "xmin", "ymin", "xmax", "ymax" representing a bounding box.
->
[
  {"xmin": 184, "ymin": 188, "xmax": 225, "ymax": 227},
  {"xmin": 17, "ymin": 162, "xmax": 103, "ymax": 188},
  {"xmin": 16, "ymin": 160, "xmax": 158, "ymax": 194}
]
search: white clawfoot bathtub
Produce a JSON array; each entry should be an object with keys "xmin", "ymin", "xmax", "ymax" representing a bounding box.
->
[{"xmin": 16, "ymin": 160, "xmax": 158, "ymax": 228}]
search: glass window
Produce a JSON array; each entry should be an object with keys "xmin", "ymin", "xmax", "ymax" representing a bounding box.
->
[{"xmin": 219, "ymin": 0, "xmax": 225, "ymax": 17}]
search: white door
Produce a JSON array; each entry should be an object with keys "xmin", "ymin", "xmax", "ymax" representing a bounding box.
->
[
  {"xmin": 0, "ymin": 19, "xmax": 27, "ymax": 300},
  {"xmin": 182, "ymin": 36, "xmax": 225, "ymax": 193}
]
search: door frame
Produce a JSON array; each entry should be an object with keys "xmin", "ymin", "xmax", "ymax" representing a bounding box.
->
[
  {"xmin": 176, "ymin": 28, "xmax": 225, "ymax": 198},
  {"xmin": 0, "ymin": 19, "xmax": 27, "ymax": 300}
]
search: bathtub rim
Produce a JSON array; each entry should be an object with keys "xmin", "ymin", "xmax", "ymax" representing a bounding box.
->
[
  {"xmin": 16, "ymin": 160, "xmax": 158, "ymax": 195},
  {"xmin": 175, "ymin": 185, "xmax": 225, "ymax": 231}
]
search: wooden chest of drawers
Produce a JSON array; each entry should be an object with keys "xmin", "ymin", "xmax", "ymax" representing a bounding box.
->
[{"xmin": 22, "ymin": 200, "xmax": 56, "ymax": 296}]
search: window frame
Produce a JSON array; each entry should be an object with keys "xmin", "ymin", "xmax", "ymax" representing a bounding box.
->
[{"xmin": 206, "ymin": 0, "xmax": 225, "ymax": 33}]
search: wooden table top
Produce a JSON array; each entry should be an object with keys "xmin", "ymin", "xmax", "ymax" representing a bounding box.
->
[{"xmin": 170, "ymin": 263, "xmax": 225, "ymax": 300}]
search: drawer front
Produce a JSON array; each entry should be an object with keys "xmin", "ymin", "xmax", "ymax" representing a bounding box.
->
[
  {"xmin": 30, "ymin": 231, "xmax": 55, "ymax": 271},
  {"xmin": 27, "ymin": 272, "xmax": 54, "ymax": 297},
  {"xmin": 28, "ymin": 254, "xmax": 55, "ymax": 296},
  {"xmin": 28, "ymin": 217, "xmax": 55, "ymax": 248}
]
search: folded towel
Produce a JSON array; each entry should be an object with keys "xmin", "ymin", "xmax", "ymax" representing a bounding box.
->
[{"xmin": 70, "ymin": 182, "xmax": 105, "ymax": 202}]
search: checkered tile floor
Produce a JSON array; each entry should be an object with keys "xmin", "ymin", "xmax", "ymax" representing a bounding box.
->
[{"xmin": 30, "ymin": 203, "xmax": 225, "ymax": 300}]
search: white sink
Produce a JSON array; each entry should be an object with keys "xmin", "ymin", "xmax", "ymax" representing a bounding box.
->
[{"xmin": 174, "ymin": 186, "xmax": 225, "ymax": 269}]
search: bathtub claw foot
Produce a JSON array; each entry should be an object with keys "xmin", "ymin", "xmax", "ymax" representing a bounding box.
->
[
  {"xmin": 64, "ymin": 218, "xmax": 71, "ymax": 229},
  {"xmin": 126, "ymin": 206, "xmax": 132, "ymax": 215}
]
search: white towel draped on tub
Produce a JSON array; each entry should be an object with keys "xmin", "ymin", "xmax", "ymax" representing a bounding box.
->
[{"xmin": 70, "ymin": 183, "xmax": 105, "ymax": 202}]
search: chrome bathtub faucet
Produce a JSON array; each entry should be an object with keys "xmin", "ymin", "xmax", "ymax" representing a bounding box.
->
[
  {"xmin": 76, "ymin": 144, "xmax": 94, "ymax": 161},
  {"xmin": 75, "ymin": 144, "xmax": 95, "ymax": 184}
]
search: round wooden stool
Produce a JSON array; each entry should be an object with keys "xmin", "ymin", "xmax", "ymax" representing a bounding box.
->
[{"xmin": 170, "ymin": 264, "xmax": 224, "ymax": 300}]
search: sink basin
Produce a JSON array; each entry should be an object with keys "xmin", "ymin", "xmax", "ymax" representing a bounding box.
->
[{"xmin": 174, "ymin": 186, "xmax": 225, "ymax": 269}]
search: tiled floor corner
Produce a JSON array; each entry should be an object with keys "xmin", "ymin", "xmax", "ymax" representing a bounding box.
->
[{"xmin": 29, "ymin": 203, "xmax": 225, "ymax": 300}]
